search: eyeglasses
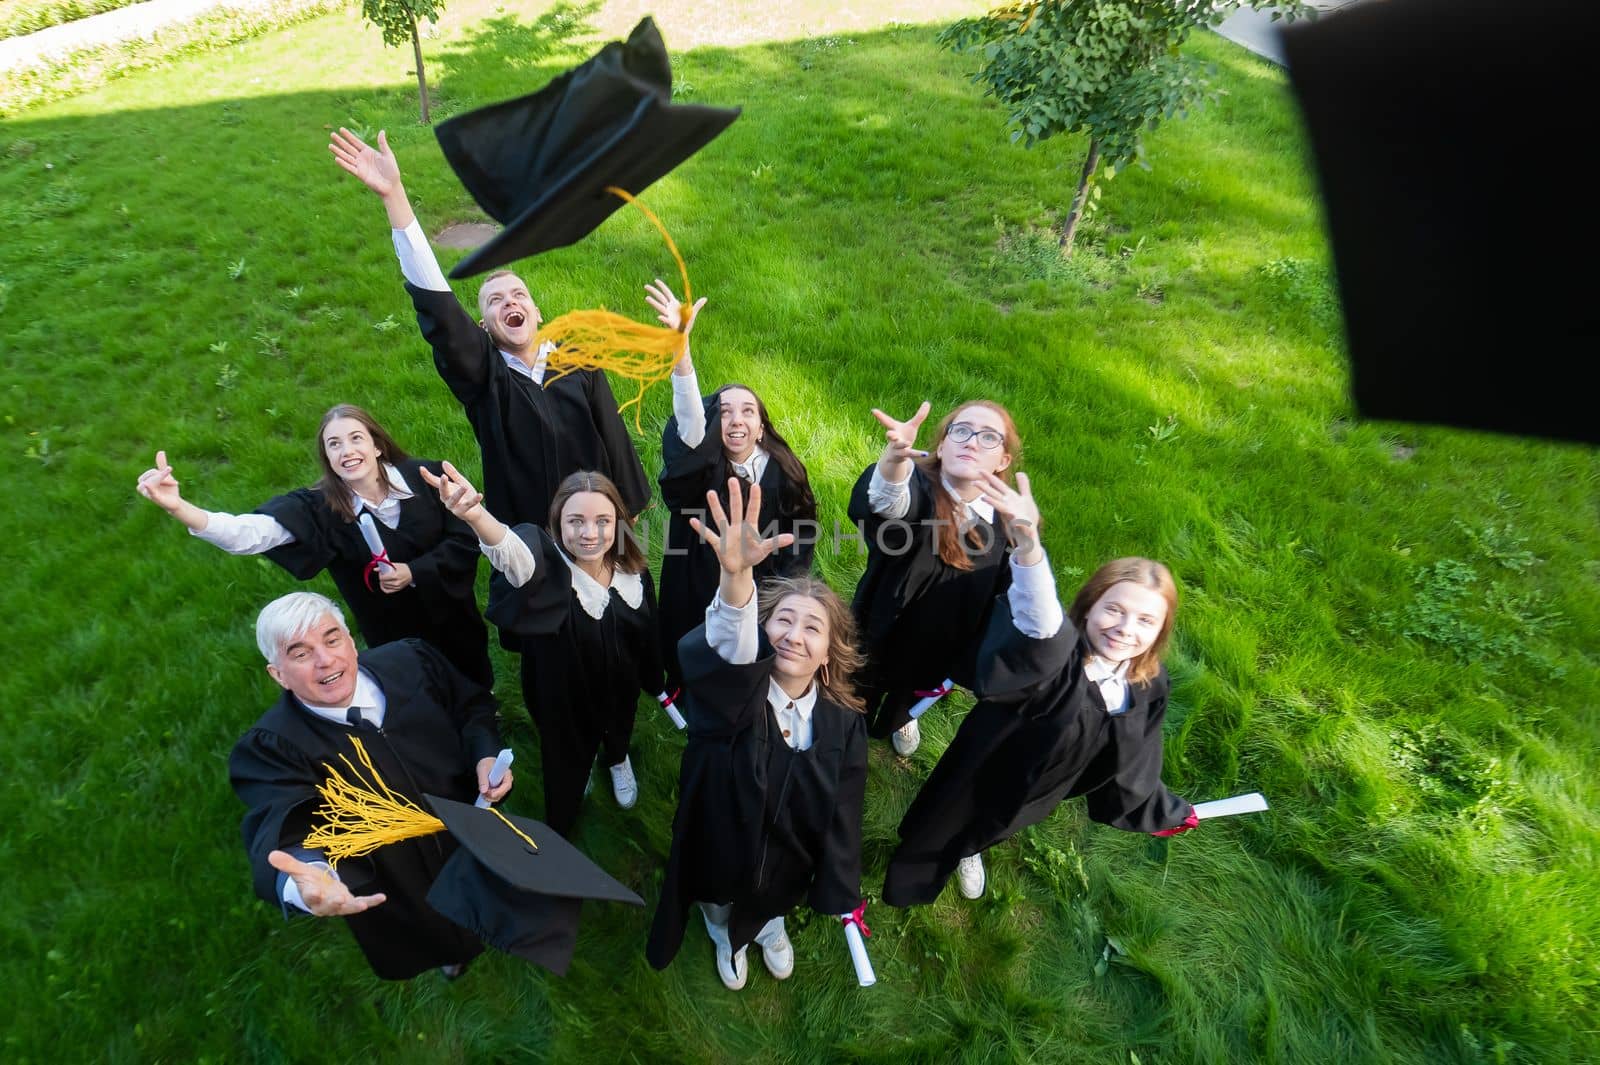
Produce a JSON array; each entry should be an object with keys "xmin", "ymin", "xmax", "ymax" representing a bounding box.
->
[{"xmin": 945, "ymin": 423, "xmax": 1005, "ymax": 450}]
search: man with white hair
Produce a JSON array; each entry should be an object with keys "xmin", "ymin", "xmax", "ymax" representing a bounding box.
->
[{"xmin": 229, "ymin": 591, "xmax": 513, "ymax": 980}]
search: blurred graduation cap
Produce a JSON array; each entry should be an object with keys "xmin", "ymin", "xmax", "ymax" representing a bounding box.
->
[
  {"xmin": 1282, "ymin": 0, "xmax": 1596, "ymax": 444},
  {"xmin": 424, "ymin": 795, "xmax": 642, "ymax": 976},
  {"xmin": 434, "ymin": 16, "xmax": 740, "ymax": 279},
  {"xmin": 303, "ymin": 739, "xmax": 641, "ymax": 976}
]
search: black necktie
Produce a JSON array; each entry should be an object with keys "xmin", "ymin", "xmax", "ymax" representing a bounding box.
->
[{"xmin": 346, "ymin": 707, "xmax": 367, "ymax": 729}]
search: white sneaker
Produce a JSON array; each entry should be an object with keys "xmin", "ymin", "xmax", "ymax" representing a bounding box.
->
[
  {"xmin": 956, "ymin": 853, "xmax": 986, "ymax": 899},
  {"xmin": 608, "ymin": 755, "xmax": 638, "ymax": 809},
  {"xmin": 760, "ymin": 930, "xmax": 794, "ymax": 980},
  {"xmin": 716, "ymin": 943, "xmax": 749, "ymax": 990},
  {"xmin": 892, "ymin": 719, "xmax": 921, "ymax": 756}
]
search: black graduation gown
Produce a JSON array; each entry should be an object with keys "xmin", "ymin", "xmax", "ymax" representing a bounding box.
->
[
  {"xmin": 646, "ymin": 625, "xmax": 867, "ymax": 967},
  {"xmin": 406, "ymin": 284, "xmax": 651, "ymax": 528},
  {"xmin": 657, "ymin": 397, "xmax": 815, "ymax": 688},
  {"xmin": 229, "ymin": 640, "xmax": 503, "ymax": 980},
  {"xmin": 846, "ymin": 463, "xmax": 1011, "ymax": 736},
  {"xmin": 881, "ymin": 599, "xmax": 1192, "ymax": 907},
  {"xmin": 484, "ymin": 524, "xmax": 664, "ymax": 836},
  {"xmin": 253, "ymin": 458, "xmax": 493, "ymax": 690}
]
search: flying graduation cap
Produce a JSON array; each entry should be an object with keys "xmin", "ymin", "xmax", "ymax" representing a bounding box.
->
[
  {"xmin": 304, "ymin": 739, "xmax": 642, "ymax": 976},
  {"xmin": 434, "ymin": 16, "xmax": 740, "ymax": 279}
]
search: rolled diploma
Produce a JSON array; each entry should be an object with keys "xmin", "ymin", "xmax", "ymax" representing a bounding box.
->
[
  {"xmin": 474, "ymin": 748, "xmax": 515, "ymax": 808},
  {"xmin": 657, "ymin": 691, "xmax": 687, "ymax": 730},
  {"xmin": 1192, "ymin": 792, "xmax": 1269, "ymax": 820},
  {"xmin": 842, "ymin": 920, "xmax": 876, "ymax": 987},
  {"xmin": 358, "ymin": 513, "xmax": 395, "ymax": 573},
  {"xmin": 907, "ymin": 678, "xmax": 956, "ymax": 720}
]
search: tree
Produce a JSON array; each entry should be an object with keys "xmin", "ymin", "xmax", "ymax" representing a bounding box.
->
[
  {"xmin": 940, "ymin": 0, "xmax": 1307, "ymax": 255},
  {"xmin": 362, "ymin": 0, "xmax": 446, "ymax": 123}
]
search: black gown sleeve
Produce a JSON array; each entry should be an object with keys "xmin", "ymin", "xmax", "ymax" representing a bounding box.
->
[
  {"xmin": 808, "ymin": 716, "xmax": 868, "ymax": 916},
  {"xmin": 586, "ymin": 370, "xmax": 651, "ymax": 517},
  {"xmin": 403, "ymin": 461, "xmax": 483, "ymax": 612},
  {"xmin": 676, "ymin": 624, "xmax": 775, "ymax": 737},
  {"xmin": 255, "ymin": 488, "xmax": 336, "ymax": 580},
  {"xmin": 634, "ymin": 570, "xmax": 666, "ymax": 696},
  {"xmin": 406, "ymin": 282, "xmax": 497, "ymax": 407},
  {"xmin": 483, "ymin": 525, "xmax": 571, "ymax": 639},
  {"xmin": 657, "ymin": 394, "xmax": 721, "ymax": 510},
  {"xmin": 972, "ymin": 595, "xmax": 1079, "ymax": 704},
  {"xmin": 228, "ymin": 728, "xmax": 324, "ymax": 906},
  {"xmin": 1083, "ymin": 676, "xmax": 1191, "ymax": 833}
]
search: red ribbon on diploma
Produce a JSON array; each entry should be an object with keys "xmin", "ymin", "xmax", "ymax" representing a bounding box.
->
[
  {"xmin": 661, "ymin": 687, "xmax": 681, "ymax": 708},
  {"xmin": 1152, "ymin": 809, "xmax": 1200, "ymax": 837},
  {"xmin": 841, "ymin": 901, "xmax": 871, "ymax": 938},
  {"xmin": 362, "ymin": 550, "xmax": 393, "ymax": 591},
  {"xmin": 913, "ymin": 682, "xmax": 952, "ymax": 699}
]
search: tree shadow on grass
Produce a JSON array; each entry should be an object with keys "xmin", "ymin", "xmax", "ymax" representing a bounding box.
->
[{"xmin": 432, "ymin": 0, "xmax": 603, "ymax": 98}]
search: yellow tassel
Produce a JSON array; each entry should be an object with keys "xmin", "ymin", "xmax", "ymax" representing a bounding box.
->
[
  {"xmin": 301, "ymin": 737, "xmax": 445, "ymax": 868},
  {"xmin": 536, "ymin": 186, "xmax": 693, "ymax": 431}
]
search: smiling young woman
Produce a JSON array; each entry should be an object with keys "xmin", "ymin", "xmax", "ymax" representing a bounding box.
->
[
  {"xmin": 421, "ymin": 463, "xmax": 664, "ymax": 834},
  {"xmin": 134, "ymin": 404, "xmax": 492, "ymax": 688},
  {"xmin": 648, "ymin": 280, "xmax": 818, "ymax": 694},
  {"xmin": 645, "ymin": 478, "xmax": 867, "ymax": 992},
  {"xmin": 847, "ymin": 399, "xmax": 1022, "ymax": 756}
]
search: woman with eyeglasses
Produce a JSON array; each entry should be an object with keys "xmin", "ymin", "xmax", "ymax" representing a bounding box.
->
[{"xmin": 846, "ymin": 400, "xmax": 1022, "ymax": 756}]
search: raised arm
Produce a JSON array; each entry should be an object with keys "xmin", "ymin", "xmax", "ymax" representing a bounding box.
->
[
  {"xmin": 329, "ymin": 127, "xmax": 415, "ymax": 230},
  {"xmin": 690, "ymin": 477, "xmax": 796, "ymax": 614},
  {"xmin": 650, "ymin": 278, "xmax": 712, "ymax": 447},
  {"xmin": 135, "ymin": 449, "xmax": 210, "ymax": 532},
  {"xmin": 871, "ymin": 402, "xmax": 931, "ymax": 485},
  {"xmin": 418, "ymin": 461, "xmax": 538, "ymax": 588},
  {"xmin": 137, "ymin": 449, "xmax": 297, "ymax": 554}
]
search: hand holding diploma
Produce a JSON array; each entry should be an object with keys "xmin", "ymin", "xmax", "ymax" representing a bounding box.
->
[
  {"xmin": 475, "ymin": 749, "xmax": 515, "ymax": 807},
  {"xmin": 841, "ymin": 903, "xmax": 876, "ymax": 987},
  {"xmin": 268, "ymin": 850, "xmax": 386, "ymax": 917}
]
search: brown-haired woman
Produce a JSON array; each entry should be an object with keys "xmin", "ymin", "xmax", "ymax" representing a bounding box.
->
[
  {"xmin": 134, "ymin": 404, "xmax": 491, "ymax": 688},
  {"xmin": 883, "ymin": 474, "xmax": 1197, "ymax": 906},
  {"xmin": 422, "ymin": 464, "xmax": 664, "ymax": 835},
  {"xmin": 846, "ymin": 399, "xmax": 1021, "ymax": 756},
  {"xmin": 646, "ymin": 479, "xmax": 868, "ymax": 992},
  {"xmin": 648, "ymin": 281, "xmax": 818, "ymax": 694}
]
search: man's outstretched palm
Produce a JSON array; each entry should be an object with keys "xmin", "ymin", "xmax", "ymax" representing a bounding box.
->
[{"xmin": 329, "ymin": 128, "xmax": 402, "ymax": 199}]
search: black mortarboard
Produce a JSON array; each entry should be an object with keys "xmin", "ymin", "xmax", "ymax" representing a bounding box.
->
[
  {"xmin": 434, "ymin": 17, "xmax": 740, "ymax": 279},
  {"xmin": 423, "ymin": 795, "xmax": 643, "ymax": 976},
  {"xmin": 1282, "ymin": 0, "xmax": 1596, "ymax": 444}
]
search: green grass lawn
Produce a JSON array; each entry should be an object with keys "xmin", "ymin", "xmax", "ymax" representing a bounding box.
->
[{"xmin": 2, "ymin": 1, "xmax": 1596, "ymax": 1061}]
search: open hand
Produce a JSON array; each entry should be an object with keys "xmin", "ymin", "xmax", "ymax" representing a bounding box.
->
[
  {"xmin": 135, "ymin": 450, "xmax": 185, "ymax": 512},
  {"xmin": 871, "ymin": 402, "xmax": 931, "ymax": 461},
  {"xmin": 644, "ymin": 278, "xmax": 707, "ymax": 336},
  {"xmin": 689, "ymin": 477, "xmax": 795, "ymax": 575},
  {"xmin": 329, "ymin": 128, "xmax": 402, "ymax": 198},
  {"xmin": 268, "ymin": 850, "xmax": 386, "ymax": 917},
  {"xmin": 978, "ymin": 470, "xmax": 1042, "ymax": 561},
  {"xmin": 418, "ymin": 461, "xmax": 484, "ymax": 521}
]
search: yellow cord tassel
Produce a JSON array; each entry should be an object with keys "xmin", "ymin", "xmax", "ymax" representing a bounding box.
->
[
  {"xmin": 536, "ymin": 186, "xmax": 693, "ymax": 431},
  {"xmin": 301, "ymin": 737, "xmax": 446, "ymax": 868}
]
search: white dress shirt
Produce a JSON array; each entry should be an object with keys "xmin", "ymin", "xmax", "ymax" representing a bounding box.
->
[
  {"xmin": 704, "ymin": 588, "xmax": 816, "ymax": 751},
  {"xmin": 866, "ymin": 466, "xmax": 996, "ymax": 526},
  {"xmin": 192, "ymin": 464, "xmax": 415, "ymax": 553},
  {"xmin": 391, "ymin": 219, "xmax": 553, "ymax": 383},
  {"xmin": 1082, "ymin": 655, "xmax": 1131, "ymax": 714},
  {"xmin": 671, "ymin": 370, "xmax": 769, "ymax": 482}
]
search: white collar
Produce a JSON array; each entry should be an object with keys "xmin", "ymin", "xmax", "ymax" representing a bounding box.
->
[
  {"xmin": 558, "ymin": 545, "xmax": 644, "ymax": 620},
  {"xmin": 298, "ymin": 668, "xmax": 385, "ymax": 726},
  {"xmin": 349, "ymin": 463, "xmax": 413, "ymax": 516},
  {"xmin": 1083, "ymin": 656, "xmax": 1130, "ymax": 684},
  {"xmin": 728, "ymin": 444, "xmax": 769, "ymax": 481},
  {"xmin": 767, "ymin": 677, "xmax": 818, "ymax": 718},
  {"xmin": 500, "ymin": 340, "xmax": 554, "ymax": 384},
  {"xmin": 940, "ymin": 474, "xmax": 996, "ymax": 523}
]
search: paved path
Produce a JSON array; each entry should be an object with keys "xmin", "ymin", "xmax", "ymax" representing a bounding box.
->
[
  {"xmin": 1213, "ymin": 0, "xmax": 1362, "ymax": 66},
  {"xmin": 0, "ymin": 0, "xmax": 276, "ymax": 72}
]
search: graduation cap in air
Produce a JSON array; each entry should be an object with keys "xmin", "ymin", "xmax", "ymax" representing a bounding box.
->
[
  {"xmin": 303, "ymin": 739, "xmax": 642, "ymax": 976},
  {"xmin": 434, "ymin": 16, "xmax": 741, "ymax": 279},
  {"xmin": 1281, "ymin": 0, "xmax": 1596, "ymax": 445}
]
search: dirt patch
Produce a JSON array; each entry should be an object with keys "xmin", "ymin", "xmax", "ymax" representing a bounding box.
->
[
  {"xmin": 1390, "ymin": 443, "xmax": 1417, "ymax": 461},
  {"xmin": 434, "ymin": 222, "xmax": 498, "ymax": 249}
]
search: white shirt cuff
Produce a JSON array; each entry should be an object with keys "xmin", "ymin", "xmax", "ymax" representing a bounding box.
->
[
  {"xmin": 481, "ymin": 529, "xmax": 536, "ymax": 588},
  {"xmin": 705, "ymin": 587, "xmax": 758, "ymax": 664},
  {"xmin": 1007, "ymin": 551, "xmax": 1065, "ymax": 639},
  {"xmin": 281, "ymin": 861, "xmax": 337, "ymax": 913},
  {"xmin": 190, "ymin": 511, "xmax": 294, "ymax": 554},
  {"xmin": 866, "ymin": 465, "xmax": 912, "ymax": 519},
  {"xmin": 392, "ymin": 219, "xmax": 451, "ymax": 292},
  {"xmin": 671, "ymin": 368, "xmax": 707, "ymax": 448}
]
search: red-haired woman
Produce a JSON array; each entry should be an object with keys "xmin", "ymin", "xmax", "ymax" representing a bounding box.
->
[
  {"xmin": 646, "ymin": 479, "xmax": 868, "ymax": 992},
  {"xmin": 648, "ymin": 281, "xmax": 818, "ymax": 694},
  {"xmin": 422, "ymin": 464, "xmax": 663, "ymax": 835},
  {"xmin": 135, "ymin": 404, "xmax": 491, "ymax": 688},
  {"xmin": 883, "ymin": 473, "xmax": 1197, "ymax": 905},
  {"xmin": 847, "ymin": 400, "xmax": 1022, "ymax": 755}
]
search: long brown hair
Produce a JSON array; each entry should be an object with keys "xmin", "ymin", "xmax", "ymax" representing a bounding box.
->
[
  {"xmin": 314, "ymin": 404, "xmax": 412, "ymax": 524},
  {"xmin": 1067, "ymin": 558, "xmax": 1179, "ymax": 685},
  {"xmin": 546, "ymin": 470, "xmax": 648, "ymax": 575},
  {"xmin": 757, "ymin": 575, "xmax": 866, "ymax": 712},
  {"xmin": 712, "ymin": 383, "xmax": 816, "ymax": 521},
  {"xmin": 915, "ymin": 400, "xmax": 1021, "ymax": 570}
]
